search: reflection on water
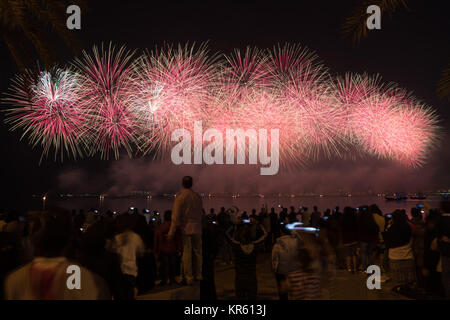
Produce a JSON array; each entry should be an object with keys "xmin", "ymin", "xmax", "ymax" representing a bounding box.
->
[{"xmin": 39, "ymin": 195, "xmax": 444, "ymax": 216}]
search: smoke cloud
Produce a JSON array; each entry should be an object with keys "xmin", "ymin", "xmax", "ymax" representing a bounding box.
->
[{"xmin": 57, "ymin": 150, "xmax": 448, "ymax": 195}]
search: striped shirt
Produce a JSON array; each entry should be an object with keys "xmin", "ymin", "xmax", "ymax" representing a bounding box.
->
[{"xmin": 287, "ymin": 270, "xmax": 321, "ymax": 300}]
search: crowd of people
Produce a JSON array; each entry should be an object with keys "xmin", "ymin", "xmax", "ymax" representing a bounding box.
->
[{"xmin": 1, "ymin": 176, "xmax": 449, "ymax": 300}]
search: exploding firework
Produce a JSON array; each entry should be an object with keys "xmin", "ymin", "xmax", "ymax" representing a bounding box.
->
[
  {"xmin": 220, "ymin": 47, "xmax": 271, "ymax": 99},
  {"xmin": 210, "ymin": 44, "xmax": 348, "ymax": 166},
  {"xmin": 267, "ymin": 43, "xmax": 349, "ymax": 161},
  {"xmin": 332, "ymin": 73, "xmax": 440, "ymax": 166},
  {"xmin": 209, "ymin": 47, "xmax": 280, "ymax": 164},
  {"xmin": 131, "ymin": 43, "xmax": 218, "ymax": 157},
  {"xmin": 3, "ymin": 68, "xmax": 87, "ymax": 161},
  {"xmin": 73, "ymin": 44, "xmax": 138, "ymax": 160},
  {"xmin": 1, "ymin": 43, "xmax": 441, "ymax": 168}
]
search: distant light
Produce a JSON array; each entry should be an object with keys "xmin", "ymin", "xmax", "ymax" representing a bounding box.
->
[
  {"xmin": 287, "ymin": 224, "xmax": 319, "ymax": 233},
  {"xmin": 286, "ymin": 222, "xmax": 304, "ymax": 230}
]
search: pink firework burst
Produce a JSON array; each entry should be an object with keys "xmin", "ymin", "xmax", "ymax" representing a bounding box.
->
[
  {"xmin": 3, "ymin": 68, "xmax": 87, "ymax": 161},
  {"xmin": 267, "ymin": 43, "xmax": 324, "ymax": 86},
  {"xmin": 208, "ymin": 89, "xmax": 296, "ymax": 165},
  {"xmin": 1, "ymin": 43, "xmax": 442, "ymax": 168},
  {"xmin": 219, "ymin": 46, "xmax": 272, "ymax": 103},
  {"xmin": 211, "ymin": 47, "xmax": 294, "ymax": 165},
  {"xmin": 333, "ymin": 73, "xmax": 440, "ymax": 166},
  {"xmin": 209, "ymin": 44, "xmax": 346, "ymax": 166},
  {"xmin": 267, "ymin": 44, "xmax": 348, "ymax": 161},
  {"xmin": 73, "ymin": 43, "xmax": 138, "ymax": 159},
  {"xmin": 132, "ymin": 43, "xmax": 218, "ymax": 157}
]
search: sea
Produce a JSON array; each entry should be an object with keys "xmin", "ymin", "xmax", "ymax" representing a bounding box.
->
[{"xmin": 35, "ymin": 194, "xmax": 445, "ymax": 216}]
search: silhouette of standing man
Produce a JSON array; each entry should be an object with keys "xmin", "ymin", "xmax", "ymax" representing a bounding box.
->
[{"xmin": 168, "ymin": 176, "xmax": 204, "ymax": 285}]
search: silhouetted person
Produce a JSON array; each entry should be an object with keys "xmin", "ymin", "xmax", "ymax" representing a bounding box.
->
[
  {"xmin": 411, "ymin": 207, "xmax": 426, "ymax": 289},
  {"xmin": 333, "ymin": 206, "xmax": 342, "ymax": 220},
  {"xmin": 357, "ymin": 206, "xmax": 379, "ymax": 271},
  {"xmin": 0, "ymin": 229, "xmax": 22, "ymax": 300},
  {"xmin": 217, "ymin": 206, "xmax": 232, "ymax": 264},
  {"xmin": 270, "ymin": 207, "xmax": 279, "ymax": 243},
  {"xmin": 311, "ymin": 206, "xmax": 321, "ymax": 228},
  {"xmin": 341, "ymin": 207, "xmax": 358, "ymax": 273},
  {"xmin": 260, "ymin": 208, "xmax": 271, "ymax": 252},
  {"xmin": 272, "ymin": 224, "xmax": 301, "ymax": 300},
  {"xmin": 208, "ymin": 208, "xmax": 217, "ymax": 221},
  {"xmin": 250, "ymin": 209, "xmax": 257, "ymax": 220},
  {"xmin": 437, "ymin": 201, "xmax": 450, "ymax": 299},
  {"xmin": 279, "ymin": 208, "xmax": 288, "ymax": 225},
  {"xmin": 200, "ymin": 215, "xmax": 219, "ymax": 300},
  {"xmin": 155, "ymin": 210, "xmax": 182, "ymax": 286},
  {"xmin": 226, "ymin": 223, "xmax": 267, "ymax": 300},
  {"xmin": 383, "ymin": 210, "xmax": 416, "ymax": 286},
  {"xmin": 133, "ymin": 211, "xmax": 156, "ymax": 294},
  {"xmin": 288, "ymin": 206, "xmax": 297, "ymax": 223},
  {"xmin": 4, "ymin": 208, "xmax": 110, "ymax": 299},
  {"xmin": 110, "ymin": 213, "xmax": 145, "ymax": 299},
  {"xmin": 301, "ymin": 207, "xmax": 311, "ymax": 226},
  {"xmin": 286, "ymin": 233, "xmax": 321, "ymax": 300},
  {"xmin": 77, "ymin": 221, "xmax": 127, "ymax": 300},
  {"xmin": 168, "ymin": 176, "xmax": 204, "ymax": 285},
  {"xmin": 423, "ymin": 209, "xmax": 442, "ymax": 295}
]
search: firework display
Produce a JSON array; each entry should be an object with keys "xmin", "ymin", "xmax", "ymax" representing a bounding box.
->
[
  {"xmin": 332, "ymin": 73, "xmax": 440, "ymax": 166},
  {"xmin": 1, "ymin": 43, "xmax": 440, "ymax": 167},
  {"xmin": 3, "ymin": 68, "xmax": 87, "ymax": 162},
  {"xmin": 73, "ymin": 44, "xmax": 138, "ymax": 160},
  {"xmin": 132, "ymin": 43, "xmax": 218, "ymax": 157}
]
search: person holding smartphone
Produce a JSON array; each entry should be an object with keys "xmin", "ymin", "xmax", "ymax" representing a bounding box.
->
[
  {"xmin": 226, "ymin": 223, "xmax": 267, "ymax": 299},
  {"xmin": 382, "ymin": 210, "xmax": 416, "ymax": 286}
]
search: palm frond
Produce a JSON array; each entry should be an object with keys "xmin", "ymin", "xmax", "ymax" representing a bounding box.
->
[
  {"xmin": 0, "ymin": 0, "xmax": 87, "ymax": 70},
  {"xmin": 341, "ymin": 0, "xmax": 408, "ymax": 46},
  {"xmin": 438, "ymin": 63, "xmax": 450, "ymax": 100}
]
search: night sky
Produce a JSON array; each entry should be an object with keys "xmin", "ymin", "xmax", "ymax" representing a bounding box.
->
[{"xmin": 0, "ymin": 0, "xmax": 449, "ymax": 210}]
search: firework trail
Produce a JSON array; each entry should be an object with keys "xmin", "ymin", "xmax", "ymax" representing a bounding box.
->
[
  {"xmin": 1, "ymin": 43, "xmax": 441, "ymax": 168},
  {"xmin": 3, "ymin": 68, "xmax": 87, "ymax": 161}
]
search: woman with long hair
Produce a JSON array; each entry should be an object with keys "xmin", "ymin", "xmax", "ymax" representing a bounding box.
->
[
  {"xmin": 383, "ymin": 210, "xmax": 416, "ymax": 285},
  {"xmin": 357, "ymin": 206, "xmax": 379, "ymax": 272}
]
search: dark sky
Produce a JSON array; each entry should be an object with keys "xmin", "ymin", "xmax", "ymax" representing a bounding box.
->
[{"xmin": 0, "ymin": 0, "xmax": 449, "ymax": 210}]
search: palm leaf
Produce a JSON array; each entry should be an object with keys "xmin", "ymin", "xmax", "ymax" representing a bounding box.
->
[
  {"xmin": 0, "ymin": 0, "xmax": 87, "ymax": 70},
  {"xmin": 341, "ymin": 0, "xmax": 408, "ymax": 46},
  {"xmin": 438, "ymin": 63, "xmax": 450, "ymax": 100}
]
